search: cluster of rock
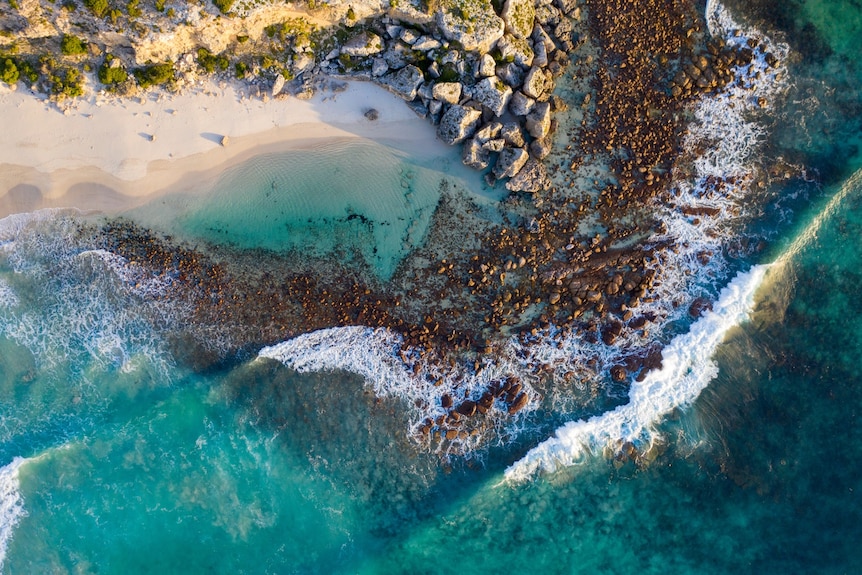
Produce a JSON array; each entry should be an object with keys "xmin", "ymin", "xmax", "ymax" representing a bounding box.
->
[
  {"xmin": 315, "ymin": 0, "xmax": 583, "ymax": 192},
  {"xmin": 418, "ymin": 376, "xmax": 529, "ymax": 443}
]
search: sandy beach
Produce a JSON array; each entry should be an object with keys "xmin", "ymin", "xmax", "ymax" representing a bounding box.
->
[{"xmin": 0, "ymin": 79, "xmax": 450, "ymax": 218}]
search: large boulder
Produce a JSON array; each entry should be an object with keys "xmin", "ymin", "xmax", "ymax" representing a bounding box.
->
[
  {"xmin": 493, "ymin": 147, "xmax": 529, "ymax": 179},
  {"xmin": 432, "ymin": 82, "xmax": 462, "ymax": 104},
  {"xmin": 341, "ymin": 31, "xmax": 384, "ymax": 57},
  {"xmin": 501, "ymin": 0, "xmax": 536, "ymax": 40},
  {"xmin": 496, "ymin": 34, "xmax": 534, "ymax": 68},
  {"xmin": 436, "ymin": 0, "xmax": 505, "ymax": 53},
  {"xmin": 473, "ymin": 77, "xmax": 513, "ymax": 117},
  {"xmin": 496, "ymin": 62, "xmax": 525, "ymax": 88},
  {"xmin": 382, "ymin": 65, "xmax": 425, "ymax": 100},
  {"xmin": 438, "ymin": 105, "xmax": 483, "ymax": 145},
  {"xmin": 506, "ymin": 158, "xmax": 550, "ymax": 192},
  {"xmin": 526, "ymin": 101, "xmax": 552, "ymax": 139},
  {"xmin": 462, "ymin": 138, "xmax": 491, "ymax": 169},
  {"xmin": 501, "ymin": 122, "xmax": 526, "ymax": 147},
  {"xmin": 509, "ymin": 90, "xmax": 535, "ymax": 116},
  {"xmin": 475, "ymin": 54, "xmax": 497, "ymax": 78},
  {"xmin": 522, "ymin": 66, "xmax": 549, "ymax": 99}
]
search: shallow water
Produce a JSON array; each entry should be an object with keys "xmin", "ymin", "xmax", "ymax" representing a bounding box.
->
[{"xmin": 2, "ymin": 0, "xmax": 862, "ymax": 572}]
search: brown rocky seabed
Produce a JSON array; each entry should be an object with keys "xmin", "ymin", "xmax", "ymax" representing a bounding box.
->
[{"xmin": 83, "ymin": 0, "xmax": 781, "ymax": 454}]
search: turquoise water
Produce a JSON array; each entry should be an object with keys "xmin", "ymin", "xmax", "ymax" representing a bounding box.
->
[{"xmin": 3, "ymin": 1, "xmax": 862, "ymax": 572}]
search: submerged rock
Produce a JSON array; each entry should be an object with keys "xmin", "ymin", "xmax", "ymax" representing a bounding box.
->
[
  {"xmin": 463, "ymin": 138, "xmax": 491, "ymax": 169},
  {"xmin": 506, "ymin": 158, "xmax": 550, "ymax": 192},
  {"xmin": 494, "ymin": 147, "xmax": 529, "ymax": 179}
]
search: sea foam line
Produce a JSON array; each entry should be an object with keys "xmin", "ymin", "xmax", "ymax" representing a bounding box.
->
[
  {"xmin": 0, "ymin": 458, "xmax": 28, "ymax": 569},
  {"xmin": 504, "ymin": 263, "xmax": 769, "ymax": 482}
]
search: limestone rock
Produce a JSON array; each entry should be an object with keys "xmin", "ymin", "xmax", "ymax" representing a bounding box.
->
[
  {"xmin": 386, "ymin": 24, "xmax": 404, "ymax": 40},
  {"xmin": 412, "ymin": 36, "xmax": 442, "ymax": 51},
  {"xmin": 475, "ymin": 54, "xmax": 497, "ymax": 78},
  {"xmin": 494, "ymin": 147, "xmax": 529, "ymax": 179},
  {"xmin": 462, "ymin": 138, "xmax": 490, "ymax": 169},
  {"xmin": 388, "ymin": 1, "xmax": 436, "ymax": 25},
  {"xmin": 483, "ymin": 138, "xmax": 506, "ymax": 152},
  {"xmin": 506, "ymin": 158, "xmax": 550, "ymax": 192},
  {"xmin": 526, "ymin": 101, "xmax": 551, "ymax": 139},
  {"xmin": 220, "ymin": 135, "xmax": 230, "ymax": 147},
  {"xmin": 436, "ymin": 1, "xmax": 505, "ymax": 53},
  {"xmin": 382, "ymin": 65, "xmax": 425, "ymax": 101},
  {"xmin": 400, "ymin": 28, "xmax": 420, "ymax": 45},
  {"xmin": 529, "ymin": 137, "xmax": 553, "ymax": 159},
  {"xmin": 522, "ymin": 66, "xmax": 548, "ymax": 99},
  {"xmin": 554, "ymin": 0, "xmax": 580, "ymax": 18},
  {"xmin": 501, "ymin": 0, "xmax": 536, "ymax": 40},
  {"xmin": 496, "ymin": 35, "xmax": 534, "ymax": 68},
  {"xmin": 474, "ymin": 121, "xmax": 503, "ymax": 143},
  {"xmin": 342, "ymin": 32, "xmax": 384, "ymax": 57},
  {"xmin": 432, "ymin": 82, "xmax": 462, "ymax": 105},
  {"xmin": 438, "ymin": 105, "xmax": 483, "ymax": 145},
  {"xmin": 429, "ymin": 99, "xmax": 443, "ymax": 116},
  {"xmin": 501, "ymin": 122, "xmax": 526, "ymax": 147},
  {"xmin": 509, "ymin": 90, "xmax": 535, "ymax": 116},
  {"xmin": 271, "ymin": 74, "xmax": 286, "ymax": 98},
  {"xmin": 473, "ymin": 77, "xmax": 513, "ymax": 117},
  {"xmin": 532, "ymin": 37, "xmax": 548, "ymax": 67},
  {"xmin": 496, "ymin": 63, "xmax": 525, "ymax": 88},
  {"xmin": 371, "ymin": 58, "xmax": 389, "ymax": 77},
  {"xmin": 383, "ymin": 42, "xmax": 411, "ymax": 70}
]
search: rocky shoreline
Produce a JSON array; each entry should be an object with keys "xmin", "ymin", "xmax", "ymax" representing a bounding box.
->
[{"xmin": 3, "ymin": 0, "xmax": 785, "ymax": 454}]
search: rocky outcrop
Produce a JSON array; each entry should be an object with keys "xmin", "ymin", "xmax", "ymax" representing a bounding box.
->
[
  {"xmin": 496, "ymin": 34, "xmax": 534, "ymax": 68},
  {"xmin": 381, "ymin": 64, "xmax": 424, "ymax": 100},
  {"xmin": 501, "ymin": 0, "xmax": 536, "ymax": 40},
  {"xmin": 472, "ymin": 77, "xmax": 512, "ymax": 117},
  {"xmin": 506, "ymin": 158, "xmax": 550, "ymax": 193},
  {"xmin": 342, "ymin": 31, "xmax": 384, "ymax": 57},
  {"xmin": 493, "ymin": 147, "xmax": 528, "ymax": 179},
  {"xmin": 525, "ymin": 101, "xmax": 551, "ymax": 139},
  {"xmin": 462, "ymin": 138, "xmax": 490, "ymax": 169},
  {"xmin": 432, "ymin": 82, "xmax": 462, "ymax": 105},
  {"xmin": 438, "ymin": 104, "xmax": 482, "ymax": 145},
  {"xmin": 436, "ymin": 0, "xmax": 505, "ymax": 53}
]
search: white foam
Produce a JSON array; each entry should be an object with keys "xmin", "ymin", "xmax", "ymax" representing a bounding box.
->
[
  {"xmin": 504, "ymin": 264, "xmax": 769, "ymax": 481},
  {"xmin": 259, "ymin": 326, "xmax": 540, "ymax": 452},
  {"xmin": 0, "ymin": 458, "xmax": 28, "ymax": 569},
  {"xmin": 0, "ymin": 279, "xmax": 18, "ymax": 309}
]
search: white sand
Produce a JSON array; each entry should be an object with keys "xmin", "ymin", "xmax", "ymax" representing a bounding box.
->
[{"xmin": 0, "ymin": 79, "xmax": 454, "ymax": 217}]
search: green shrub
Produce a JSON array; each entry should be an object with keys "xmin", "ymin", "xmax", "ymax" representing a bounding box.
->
[
  {"xmin": 60, "ymin": 34, "xmax": 87, "ymax": 56},
  {"xmin": 197, "ymin": 48, "xmax": 229, "ymax": 73},
  {"xmin": 212, "ymin": 0, "xmax": 232, "ymax": 13},
  {"xmin": 133, "ymin": 62, "xmax": 174, "ymax": 88},
  {"xmin": 234, "ymin": 61, "xmax": 248, "ymax": 77},
  {"xmin": 1, "ymin": 58, "xmax": 19, "ymax": 85},
  {"xmin": 50, "ymin": 67, "xmax": 84, "ymax": 98},
  {"xmin": 155, "ymin": 0, "xmax": 165, "ymax": 11},
  {"xmin": 127, "ymin": 0, "xmax": 141, "ymax": 17},
  {"xmin": 83, "ymin": 0, "xmax": 109, "ymax": 18},
  {"xmin": 98, "ymin": 54, "xmax": 128, "ymax": 85}
]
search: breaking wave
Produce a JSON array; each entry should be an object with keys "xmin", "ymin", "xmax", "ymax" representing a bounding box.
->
[
  {"xmin": 0, "ymin": 458, "xmax": 28, "ymax": 569},
  {"xmin": 504, "ymin": 264, "xmax": 768, "ymax": 481}
]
